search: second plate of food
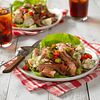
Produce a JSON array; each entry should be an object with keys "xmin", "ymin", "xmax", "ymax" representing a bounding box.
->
[{"xmin": 12, "ymin": 3, "xmax": 63, "ymax": 31}]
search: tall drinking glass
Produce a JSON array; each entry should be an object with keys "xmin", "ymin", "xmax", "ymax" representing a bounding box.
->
[
  {"xmin": 0, "ymin": 0, "xmax": 12, "ymax": 47},
  {"xmin": 69, "ymin": 0, "xmax": 89, "ymax": 21}
]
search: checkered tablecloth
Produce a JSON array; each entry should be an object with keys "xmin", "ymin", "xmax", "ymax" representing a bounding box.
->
[{"xmin": 13, "ymin": 37, "xmax": 100, "ymax": 96}]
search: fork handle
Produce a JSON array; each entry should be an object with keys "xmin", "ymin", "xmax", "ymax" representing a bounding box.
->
[{"xmin": 3, "ymin": 55, "xmax": 25, "ymax": 73}]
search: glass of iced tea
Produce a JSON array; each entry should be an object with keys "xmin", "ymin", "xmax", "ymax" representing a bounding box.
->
[
  {"xmin": 0, "ymin": 1, "xmax": 12, "ymax": 47},
  {"xmin": 69, "ymin": 0, "xmax": 89, "ymax": 21}
]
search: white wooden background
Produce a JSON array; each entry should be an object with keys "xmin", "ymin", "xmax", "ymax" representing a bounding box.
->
[{"xmin": 0, "ymin": 0, "xmax": 100, "ymax": 100}]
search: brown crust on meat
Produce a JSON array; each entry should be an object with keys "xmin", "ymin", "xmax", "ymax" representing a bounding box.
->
[{"xmin": 37, "ymin": 63, "xmax": 68, "ymax": 75}]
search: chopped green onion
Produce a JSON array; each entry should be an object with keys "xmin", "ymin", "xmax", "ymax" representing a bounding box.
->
[
  {"xmin": 47, "ymin": 52, "xmax": 53, "ymax": 59},
  {"xmin": 55, "ymin": 58, "xmax": 61, "ymax": 63},
  {"xmin": 66, "ymin": 48, "xmax": 71, "ymax": 52}
]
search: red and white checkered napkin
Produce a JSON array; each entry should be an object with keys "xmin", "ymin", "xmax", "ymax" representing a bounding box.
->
[
  {"xmin": 13, "ymin": 37, "xmax": 100, "ymax": 96},
  {"xmin": 12, "ymin": 9, "xmax": 68, "ymax": 37}
]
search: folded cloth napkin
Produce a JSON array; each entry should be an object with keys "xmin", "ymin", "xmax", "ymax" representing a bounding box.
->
[
  {"xmin": 12, "ymin": 37, "xmax": 100, "ymax": 96},
  {"xmin": 12, "ymin": 9, "xmax": 68, "ymax": 37}
]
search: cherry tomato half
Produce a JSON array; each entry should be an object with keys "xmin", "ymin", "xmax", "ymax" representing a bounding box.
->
[
  {"xmin": 23, "ymin": 65, "xmax": 29, "ymax": 71},
  {"xmin": 53, "ymin": 51, "xmax": 60, "ymax": 57},
  {"xmin": 81, "ymin": 53, "xmax": 92, "ymax": 60},
  {"xmin": 29, "ymin": 11, "xmax": 34, "ymax": 16}
]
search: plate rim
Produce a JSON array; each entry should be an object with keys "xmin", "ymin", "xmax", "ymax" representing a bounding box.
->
[
  {"xmin": 18, "ymin": 47, "xmax": 100, "ymax": 82},
  {"xmin": 12, "ymin": 8, "xmax": 63, "ymax": 31}
]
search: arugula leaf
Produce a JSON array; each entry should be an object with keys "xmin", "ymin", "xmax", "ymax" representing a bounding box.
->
[
  {"xmin": 40, "ymin": 33, "xmax": 81, "ymax": 48},
  {"xmin": 33, "ymin": 71, "xmax": 41, "ymax": 77}
]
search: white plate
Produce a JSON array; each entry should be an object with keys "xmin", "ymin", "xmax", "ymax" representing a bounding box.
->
[
  {"xmin": 18, "ymin": 47, "xmax": 99, "ymax": 82},
  {"xmin": 13, "ymin": 8, "xmax": 63, "ymax": 31}
]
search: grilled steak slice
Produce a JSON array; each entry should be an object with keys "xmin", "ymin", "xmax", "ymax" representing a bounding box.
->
[
  {"xmin": 35, "ymin": 19, "xmax": 44, "ymax": 27},
  {"xmin": 41, "ymin": 67, "xmax": 56, "ymax": 78},
  {"xmin": 51, "ymin": 17, "xmax": 57, "ymax": 23},
  {"xmin": 37, "ymin": 64, "xmax": 45, "ymax": 72},
  {"xmin": 33, "ymin": 48, "xmax": 39, "ymax": 56},
  {"xmin": 40, "ymin": 47, "xmax": 51, "ymax": 59},
  {"xmin": 64, "ymin": 51, "xmax": 79, "ymax": 67},
  {"xmin": 60, "ymin": 52, "xmax": 77, "ymax": 76},
  {"xmin": 37, "ymin": 63, "xmax": 68, "ymax": 75},
  {"xmin": 56, "ymin": 43, "xmax": 79, "ymax": 67}
]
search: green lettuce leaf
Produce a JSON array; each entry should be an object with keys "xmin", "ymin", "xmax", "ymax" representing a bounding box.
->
[
  {"xmin": 40, "ymin": 33, "xmax": 81, "ymax": 48},
  {"xmin": 24, "ymin": 0, "xmax": 47, "ymax": 5},
  {"xmin": 12, "ymin": 0, "xmax": 24, "ymax": 11},
  {"xmin": 12, "ymin": 0, "xmax": 47, "ymax": 11}
]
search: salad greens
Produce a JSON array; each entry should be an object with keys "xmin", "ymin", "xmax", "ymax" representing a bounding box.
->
[
  {"xmin": 12, "ymin": 0, "xmax": 24, "ymax": 11},
  {"xmin": 12, "ymin": 0, "xmax": 47, "ymax": 11},
  {"xmin": 40, "ymin": 33, "xmax": 81, "ymax": 48},
  {"xmin": 12, "ymin": 0, "xmax": 57, "ymax": 28}
]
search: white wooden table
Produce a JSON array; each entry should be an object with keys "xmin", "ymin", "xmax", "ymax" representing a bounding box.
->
[{"xmin": 0, "ymin": 0, "xmax": 100, "ymax": 100}]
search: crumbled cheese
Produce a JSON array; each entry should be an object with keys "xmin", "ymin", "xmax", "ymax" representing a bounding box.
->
[
  {"xmin": 32, "ymin": 55, "xmax": 42, "ymax": 68},
  {"xmin": 42, "ymin": 18, "xmax": 52, "ymax": 26},
  {"xmin": 75, "ymin": 44, "xmax": 85, "ymax": 54},
  {"xmin": 23, "ymin": 18, "xmax": 34, "ymax": 27},
  {"xmin": 73, "ymin": 52, "xmax": 81, "ymax": 60},
  {"xmin": 82, "ymin": 58, "xmax": 95, "ymax": 69}
]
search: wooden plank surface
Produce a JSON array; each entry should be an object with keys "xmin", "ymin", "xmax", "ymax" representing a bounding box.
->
[
  {"xmin": 6, "ymin": 32, "xmax": 49, "ymax": 100},
  {"xmin": 48, "ymin": 85, "xmax": 88, "ymax": 100},
  {"xmin": 0, "ymin": 39, "xmax": 17, "ymax": 100},
  {"xmin": 87, "ymin": 0, "xmax": 100, "ymax": 95},
  {"xmin": 6, "ymin": 73, "xmax": 48, "ymax": 100},
  {"xmin": 88, "ymin": 77, "xmax": 100, "ymax": 100}
]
